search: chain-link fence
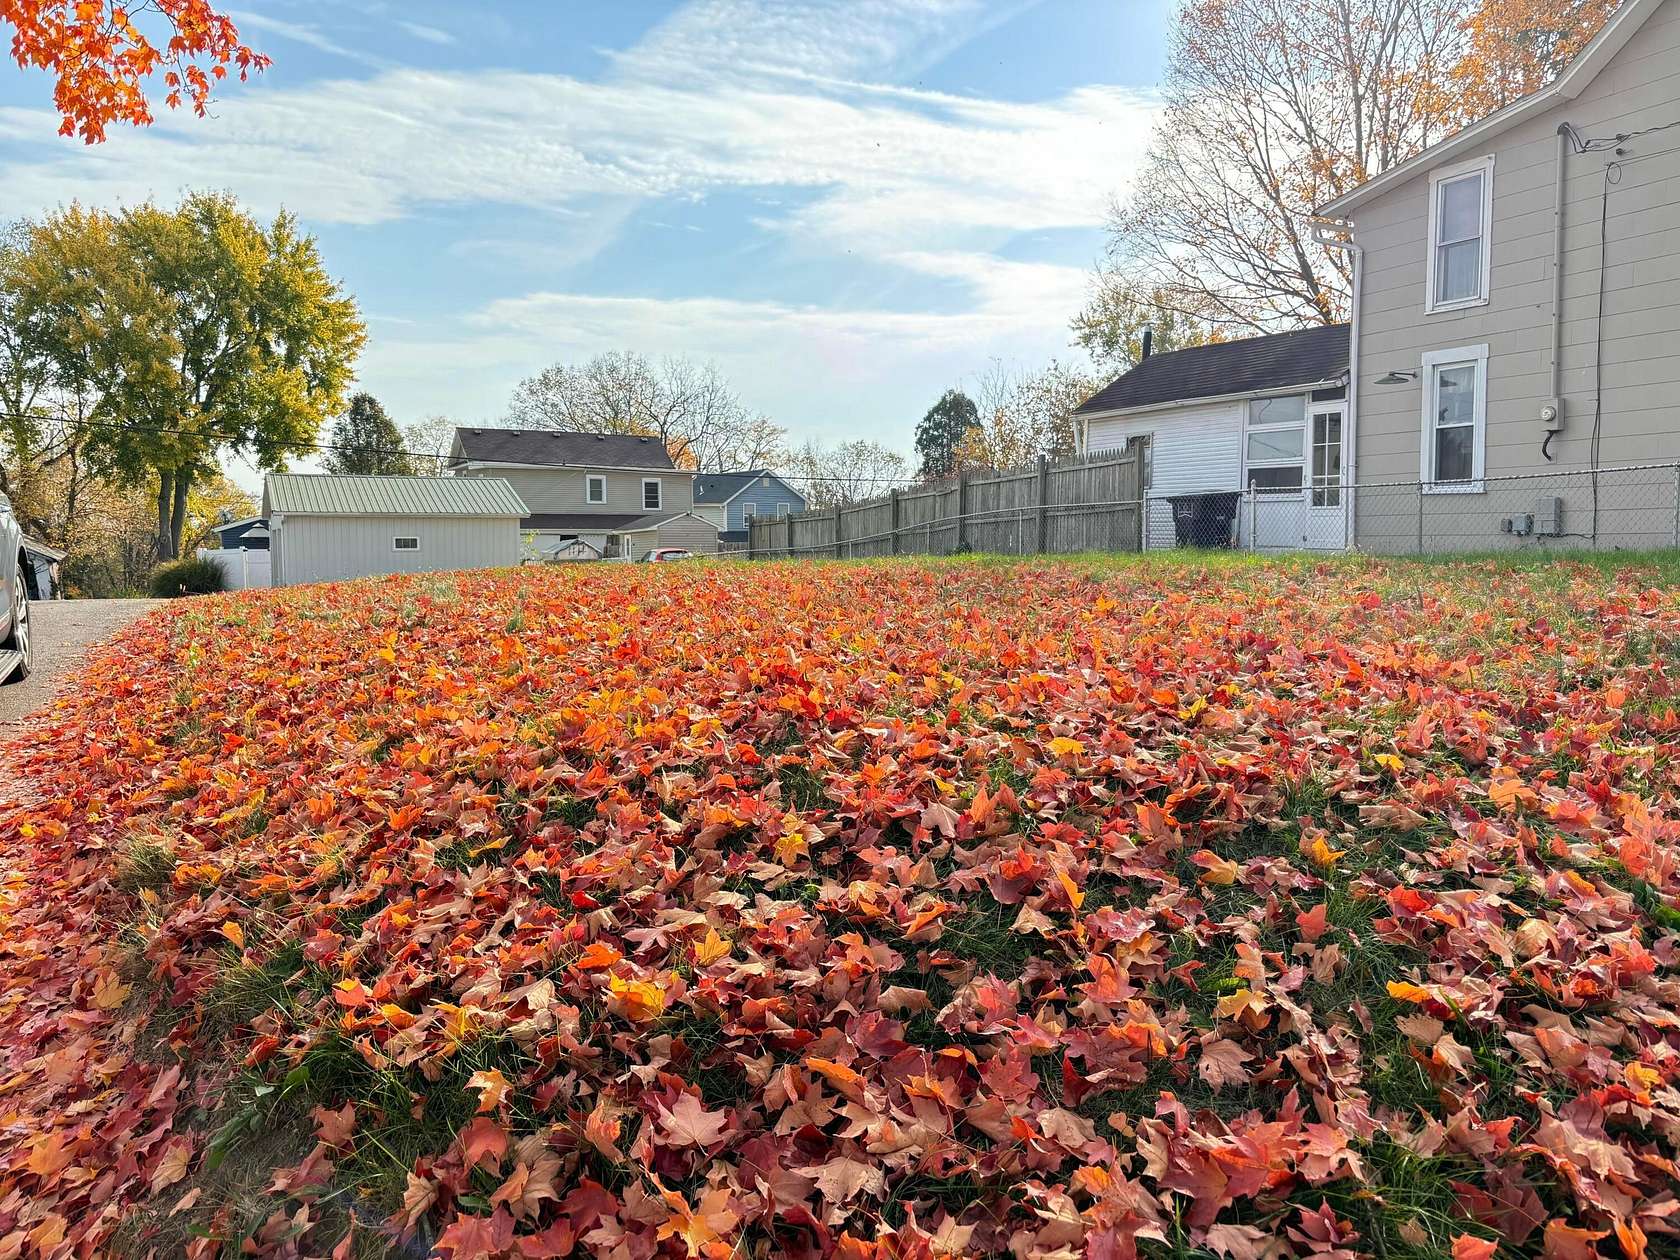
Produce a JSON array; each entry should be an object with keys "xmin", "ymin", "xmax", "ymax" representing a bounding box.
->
[{"xmin": 1142, "ymin": 462, "xmax": 1680, "ymax": 555}]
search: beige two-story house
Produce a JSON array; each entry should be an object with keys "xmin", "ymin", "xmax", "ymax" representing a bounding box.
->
[
  {"xmin": 446, "ymin": 428, "xmax": 718, "ymax": 559},
  {"xmin": 1317, "ymin": 0, "xmax": 1680, "ymax": 551}
]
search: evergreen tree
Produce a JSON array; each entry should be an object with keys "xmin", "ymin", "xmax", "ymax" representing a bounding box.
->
[
  {"xmin": 914, "ymin": 389, "xmax": 978, "ymax": 482},
  {"xmin": 322, "ymin": 393, "xmax": 412, "ymax": 475}
]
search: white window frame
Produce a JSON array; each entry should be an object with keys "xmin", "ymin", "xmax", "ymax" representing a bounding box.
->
[
  {"xmin": 1419, "ymin": 343, "xmax": 1488, "ymax": 493},
  {"xmin": 1309, "ymin": 406, "xmax": 1344, "ymax": 508},
  {"xmin": 585, "ymin": 474, "xmax": 607, "ymax": 504},
  {"xmin": 739, "ymin": 501, "xmax": 757, "ymax": 520},
  {"xmin": 392, "ymin": 536, "xmax": 421, "ymax": 552},
  {"xmin": 776, "ymin": 502, "xmax": 792, "ymax": 517},
  {"xmin": 641, "ymin": 478, "xmax": 662, "ymax": 511},
  {"xmin": 1243, "ymin": 395, "xmax": 1307, "ymax": 499},
  {"xmin": 1424, "ymin": 154, "xmax": 1494, "ymax": 314}
]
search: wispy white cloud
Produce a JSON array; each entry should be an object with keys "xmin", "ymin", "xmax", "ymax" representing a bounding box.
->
[
  {"xmin": 227, "ymin": 10, "xmax": 390, "ymax": 69},
  {"xmin": 353, "ymin": 251, "xmax": 1091, "ymax": 444},
  {"xmin": 396, "ymin": 20, "xmax": 456, "ymax": 46},
  {"xmin": 2, "ymin": 0, "xmax": 1154, "ymax": 456},
  {"xmin": 0, "ymin": 72, "xmax": 1155, "ymax": 253},
  {"xmin": 612, "ymin": 0, "xmax": 988, "ymax": 81}
]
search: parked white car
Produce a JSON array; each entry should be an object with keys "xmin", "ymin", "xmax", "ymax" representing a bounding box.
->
[{"xmin": 1, "ymin": 493, "xmax": 34, "ymax": 683}]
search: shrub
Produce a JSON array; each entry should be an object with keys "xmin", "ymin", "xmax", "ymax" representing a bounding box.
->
[{"xmin": 147, "ymin": 556, "xmax": 227, "ymax": 598}]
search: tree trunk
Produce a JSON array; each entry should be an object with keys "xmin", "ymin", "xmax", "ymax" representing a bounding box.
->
[
  {"xmin": 169, "ymin": 468, "xmax": 191, "ymax": 559},
  {"xmin": 156, "ymin": 469, "xmax": 176, "ymax": 562}
]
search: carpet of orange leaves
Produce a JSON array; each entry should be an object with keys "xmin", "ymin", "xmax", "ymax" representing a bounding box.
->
[{"xmin": 2, "ymin": 559, "xmax": 1679, "ymax": 1260}]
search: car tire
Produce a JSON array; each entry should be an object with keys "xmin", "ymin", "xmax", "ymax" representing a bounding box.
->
[{"xmin": 2, "ymin": 568, "xmax": 30, "ymax": 684}]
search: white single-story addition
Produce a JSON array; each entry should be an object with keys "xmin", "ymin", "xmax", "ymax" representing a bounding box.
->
[
  {"xmin": 263, "ymin": 474, "xmax": 529, "ymax": 587},
  {"xmin": 1076, "ymin": 325, "xmax": 1352, "ymax": 550}
]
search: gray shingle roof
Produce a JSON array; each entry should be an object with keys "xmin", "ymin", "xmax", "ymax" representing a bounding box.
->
[
  {"xmin": 1075, "ymin": 325, "xmax": 1350, "ymax": 416},
  {"xmin": 693, "ymin": 470, "xmax": 768, "ymax": 504},
  {"xmin": 453, "ymin": 428, "xmax": 678, "ymax": 470},
  {"xmin": 264, "ymin": 475, "xmax": 528, "ymax": 517}
]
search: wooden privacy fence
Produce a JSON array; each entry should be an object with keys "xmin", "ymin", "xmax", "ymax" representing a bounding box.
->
[{"xmin": 747, "ymin": 442, "xmax": 1148, "ymax": 560}]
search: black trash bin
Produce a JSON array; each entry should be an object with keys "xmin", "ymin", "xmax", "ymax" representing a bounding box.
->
[{"xmin": 1166, "ymin": 492, "xmax": 1241, "ymax": 548}]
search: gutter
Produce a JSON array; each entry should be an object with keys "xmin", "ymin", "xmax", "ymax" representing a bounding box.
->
[{"xmin": 1076, "ymin": 377, "xmax": 1349, "ymax": 427}]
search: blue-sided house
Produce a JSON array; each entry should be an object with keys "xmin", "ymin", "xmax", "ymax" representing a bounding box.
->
[
  {"xmin": 212, "ymin": 515, "xmax": 271, "ymax": 550},
  {"xmin": 693, "ymin": 470, "xmax": 807, "ymax": 545}
]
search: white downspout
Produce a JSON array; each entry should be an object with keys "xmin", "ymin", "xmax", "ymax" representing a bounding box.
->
[{"xmin": 1344, "ymin": 240, "xmax": 1362, "ymax": 539}]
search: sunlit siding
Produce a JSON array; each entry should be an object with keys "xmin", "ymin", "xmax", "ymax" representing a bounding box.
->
[
  {"xmin": 1351, "ymin": 0, "xmax": 1680, "ymax": 550},
  {"xmin": 272, "ymin": 516, "xmax": 520, "ymax": 586}
]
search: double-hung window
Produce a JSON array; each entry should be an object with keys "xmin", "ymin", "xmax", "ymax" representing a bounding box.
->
[
  {"xmin": 1420, "ymin": 344, "xmax": 1487, "ymax": 492},
  {"xmin": 739, "ymin": 501, "xmax": 758, "ymax": 520},
  {"xmin": 1427, "ymin": 155, "xmax": 1493, "ymax": 312},
  {"xmin": 1245, "ymin": 395, "xmax": 1305, "ymax": 494},
  {"xmin": 642, "ymin": 478, "xmax": 663, "ymax": 511},
  {"xmin": 585, "ymin": 474, "xmax": 606, "ymax": 504}
]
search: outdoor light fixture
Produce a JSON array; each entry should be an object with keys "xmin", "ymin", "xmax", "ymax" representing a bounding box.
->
[{"xmin": 1375, "ymin": 369, "xmax": 1418, "ymax": 385}]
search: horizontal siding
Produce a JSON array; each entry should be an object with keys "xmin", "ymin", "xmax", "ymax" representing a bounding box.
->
[
  {"xmin": 1351, "ymin": 0, "xmax": 1680, "ymax": 503},
  {"xmin": 622, "ymin": 516, "xmax": 720, "ymax": 557},
  {"xmin": 1087, "ymin": 403, "xmax": 1244, "ymax": 492},
  {"xmin": 274, "ymin": 516, "xmax": 521, "ymax": 586},
  {"xmin": 1088, "ymin": 402, "xmax": 1245, "ymax": 550},
  {"xmin": 455, "ymin": 466, "xmax": 695, "ymax": 516},
  {"xmin": 728, "ymin": 478, "xmax": 806, "ymax": 529}
]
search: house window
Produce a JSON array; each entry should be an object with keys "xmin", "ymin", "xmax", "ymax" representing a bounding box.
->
[
  {"xmin": 1310, "ymin": 411, "xmax": 1342, "ymax": 507},
  {"xmin": 776, "ymin": 502, "xmax": 792, "ymax": 517},
  {"xmin": 739, "ymin": 501, "xmax": 757, "ymax": 520},
  {"xmin": 1420, "ymin": 344, "xmax": 1488, "ymax": 491},
  {"xmin": 1246, "ymin": 396, "xmax": 1305, "ymax": 493},
  {"xmin": 586, "ymin": 474, "xmax": 606, "ymax": 504},
  {"xmin": 1427, "ymin": 155, "xmax": 1493, "ymax": 312},
  {"xmin": 642, "ymin": 478, "xmax": 662, "ymax": 511},
  {"xmin": 393, "ymin": 536, "xmax": 420, "ymax": 552}
]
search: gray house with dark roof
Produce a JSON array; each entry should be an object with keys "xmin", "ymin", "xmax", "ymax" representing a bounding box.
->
[
  {"xmin": 693, "ymin": 470, "xmax": 807, "ymax": 544},
  {"xmin": 1076, "ymin": 325, "xmax": 1352, "ymax": 550},
  {"xmin": 446, "ymin": 427, "xmax": 717, "ymax": 559}
]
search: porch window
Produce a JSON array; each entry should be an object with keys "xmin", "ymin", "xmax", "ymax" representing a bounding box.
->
[
  {"xmin": 1420, "ymin": 344, "xmax": 1487, "ymax": 491},
  {"xmin": 1246, "ymin": 396, "xmax": 1305, "ymax": 493},
  {"xmin": 1427, "ymin": 155, "xmax": 1493, "ymax": 312}
]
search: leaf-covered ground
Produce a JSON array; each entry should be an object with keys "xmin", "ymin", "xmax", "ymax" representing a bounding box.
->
[{"xmin": 3, "ymin": 556, "xmax": 1680, "ymax": 1260}]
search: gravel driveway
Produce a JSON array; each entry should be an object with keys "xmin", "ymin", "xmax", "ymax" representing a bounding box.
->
[{"xmin": 0, "ymin": 598, "xmax": 163, "ymax": 729}]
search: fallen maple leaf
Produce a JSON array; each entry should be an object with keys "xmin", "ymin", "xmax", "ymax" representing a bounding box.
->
[
  {"xmin": 657, "ymin": 1092, "xmax": 730, "ymax": 1150},
  {"xmin": 467, "ymin": 1068, "xmax": 512, "ymax": 1114}
]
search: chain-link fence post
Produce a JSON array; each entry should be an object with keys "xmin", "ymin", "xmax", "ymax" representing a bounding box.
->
[
  {"xmin": 1672, "ymin": 464, "xmax": 1679, "ymax": 550},
  {"xmin": 1246, "ymin": 483, "xmax": 1257, "ymax": 552},
  {"xmin": 1416, "ymin": 485, "xmax": 1424, "ymax": 555}
]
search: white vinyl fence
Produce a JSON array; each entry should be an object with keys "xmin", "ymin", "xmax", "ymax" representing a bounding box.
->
[{"xmin": 197, "ymin": 547, "xmax": 272, "ymax": 590}]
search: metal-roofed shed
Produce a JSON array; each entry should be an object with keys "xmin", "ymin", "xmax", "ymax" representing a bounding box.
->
[{"xmin": 263, "ymin": 474, "xmax": 529, "ymax": 587}]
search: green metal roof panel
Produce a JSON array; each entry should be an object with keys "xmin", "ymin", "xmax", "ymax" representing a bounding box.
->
[{"xmin": 264, "ymin": 474, "xmax": 529, "ymax": 518}]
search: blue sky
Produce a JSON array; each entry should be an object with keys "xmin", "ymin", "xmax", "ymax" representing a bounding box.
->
[{"xmin": 0, "ymin": 1, "xmax": 1168, "ymax": 480}]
